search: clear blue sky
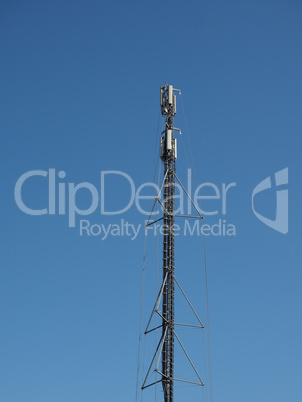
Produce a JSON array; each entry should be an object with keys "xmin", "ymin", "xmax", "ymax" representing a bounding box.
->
[{"xmin": 1, "ymin": 1, "xmax": 301, "ymax": 401}]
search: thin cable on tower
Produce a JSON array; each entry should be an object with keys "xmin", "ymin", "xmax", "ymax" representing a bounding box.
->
[
  {"xmin": 179, "ymin": 93, "xmax": 214, "ymax": 402},
  {"xmin": 136, "ymin": 231, "xmax": 147, "ymax": 402}
]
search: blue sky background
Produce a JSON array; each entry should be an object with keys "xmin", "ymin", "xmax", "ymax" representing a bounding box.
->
[{"xmin": 1, "ymin": 1, "xmax": 301, "ymax": 401}]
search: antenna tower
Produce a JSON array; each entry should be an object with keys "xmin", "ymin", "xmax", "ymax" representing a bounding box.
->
[{"xmin": 142, "ymin": 84, "xmax": 205, "ymax": 402}]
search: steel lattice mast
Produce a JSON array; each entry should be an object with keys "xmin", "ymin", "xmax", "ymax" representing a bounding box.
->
[
  {"xmin": 160, "ymin": 84, "xmax": 177, "ymax": 402},
  {"xmin": 141, "ymin": 84, "xmax": 205, "ymax": 402}
]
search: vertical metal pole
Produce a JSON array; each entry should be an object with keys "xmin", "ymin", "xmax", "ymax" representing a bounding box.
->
[
  {"xmin": 161, "ymin": 84, "xmax": 176, "ymax": 402},
  {"xmin": 142, "ymin": 85, "xmax": 204, "ymax": 400}
]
